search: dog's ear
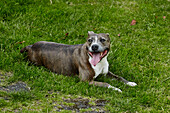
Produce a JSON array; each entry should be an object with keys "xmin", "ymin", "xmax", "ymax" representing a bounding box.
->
[
  {"xmin": 106, "ymin": 33, "xmax": 109, "ymax": 37},
  {"xmin": 88, "ymin": 31, "xmax": 94, "ymax": 36},
  {"xmin": 106, "ymin": 33, "xmax": 110, "ymax": 41}
]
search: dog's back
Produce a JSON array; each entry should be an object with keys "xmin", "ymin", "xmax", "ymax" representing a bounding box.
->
[{"xmin": 21, "ymin": 41, "xmax": 83, "ymax": 76}]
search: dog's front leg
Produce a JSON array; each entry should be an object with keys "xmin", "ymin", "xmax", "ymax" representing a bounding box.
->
[
  {"xmin": 107, "ymin": 71, "xmax": 137, "ymax": 86},
  {"xmin": 78, "ymin": 67, "xmax": 122, "ymax": 92},
  {"xmin": 89, "ymin": 81, "xmax": 122, "ymax": 93}
]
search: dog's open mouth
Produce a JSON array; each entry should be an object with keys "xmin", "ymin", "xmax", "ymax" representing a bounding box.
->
[{"xmin": 88, "ymin": 49, "xmax": 108, "ymax": 66}]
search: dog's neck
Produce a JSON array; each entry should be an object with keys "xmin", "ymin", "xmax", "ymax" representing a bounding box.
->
[{"xmin": 88, "ymin": 55, "xmax": 109, "ymax": 79}]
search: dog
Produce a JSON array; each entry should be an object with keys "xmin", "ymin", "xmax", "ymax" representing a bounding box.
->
[{"xmin": 20, "ymin": 31, "xmax": 137, "ymax": 92}]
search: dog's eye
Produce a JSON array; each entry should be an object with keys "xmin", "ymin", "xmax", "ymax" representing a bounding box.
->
[
  {"xmin": 88, "ymin": 39, "xmax": 93, "ymax": 43},
  {"xmin": 100, "ymin": 38, "xmax": 106, "ymax": 43}
]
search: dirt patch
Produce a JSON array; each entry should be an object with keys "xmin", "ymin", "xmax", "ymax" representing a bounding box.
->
[
  {"xmin": 0, "ymin": 81, "xmax": 30, "ymax": 92},
  {"xmin": 54, "ymin": 96, "xmax": 109, "ymax": 112},
  {"xmin": 0, "ymin": 71, "xmax": 30, "ymax": 92},
  {"xmin": 0, "ymin": 71, "xmax": 108, "ymax": 112}
]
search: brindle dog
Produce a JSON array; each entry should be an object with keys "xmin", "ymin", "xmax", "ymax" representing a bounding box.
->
[{"xmin": 21, "ymin": 31, "xmax": 137, "ymax": 92}]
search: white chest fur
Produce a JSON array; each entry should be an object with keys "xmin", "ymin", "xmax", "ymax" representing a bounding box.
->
[{"xmin": 89, "ymin": 56, "xmax": 109, "ymax": 79}]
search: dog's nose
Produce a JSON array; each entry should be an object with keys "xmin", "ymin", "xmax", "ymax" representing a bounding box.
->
[{"xmin": 92, "ymin": 44, "xmax": 99, "ymax": 51}]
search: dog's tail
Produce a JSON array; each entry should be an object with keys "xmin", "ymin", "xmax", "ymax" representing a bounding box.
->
[{"xmin": 20, "ymin": 45, "xmax": 32, "ymax": 53}]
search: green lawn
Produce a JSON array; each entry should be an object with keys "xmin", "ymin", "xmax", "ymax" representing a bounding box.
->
[{"xmin": 0, "ymin": 0, "xmax": 169, "ymax": 112}]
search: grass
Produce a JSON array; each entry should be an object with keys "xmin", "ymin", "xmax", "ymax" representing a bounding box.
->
[{"xmin": 0, "ymin": 0, "xmax": 169, "ymax": 112}]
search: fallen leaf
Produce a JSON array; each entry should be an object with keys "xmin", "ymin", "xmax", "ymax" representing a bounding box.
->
[
  {"xmin": 16, "ymin": 41, "xmax": 25, "ymax": 44},
  {"xmin": 130, "ymin": 19, "xmax": 137, "ymax": 25},
  {"xmin": 65, "ymin": 33, "xmax": 69, "ymax": 36}
]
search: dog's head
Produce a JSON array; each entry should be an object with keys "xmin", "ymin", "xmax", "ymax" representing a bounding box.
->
[{"xmin": 86, "ymin": 31, "xmax": 110, "ymax": 66}]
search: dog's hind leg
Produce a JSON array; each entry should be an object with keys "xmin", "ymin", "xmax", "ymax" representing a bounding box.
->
[
  {"xmin": 107, "ymin": 71, "xmax": 137, "ymax": 86},
  {"xmin": 89, "ymin": 81, "xmax": 122, "ymax": 93}
]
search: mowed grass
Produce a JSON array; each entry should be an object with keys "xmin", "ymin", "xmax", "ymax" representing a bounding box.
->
[{"xmin": 0, "ymin": 0, "xmax": 169, "ymax": 112}]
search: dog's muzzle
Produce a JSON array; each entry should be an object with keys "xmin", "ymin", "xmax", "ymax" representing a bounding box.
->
[{"xmin": 88, "ymin": 48, "xmax": 109, "ymax": 66}]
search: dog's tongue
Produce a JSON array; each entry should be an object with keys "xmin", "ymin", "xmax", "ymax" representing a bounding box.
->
[{"xmin": 91, "ymin": 53, "xmax": 101, "ymax": 66}]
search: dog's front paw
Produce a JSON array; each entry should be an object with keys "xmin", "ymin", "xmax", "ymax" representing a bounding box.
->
[
  {"xmin": 108, "ymin": 85, "xmax": 122, "ymax": 93},
  {"xmin": 126, "ymin": 82, "xmax": 137, "ymax": 86}
]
